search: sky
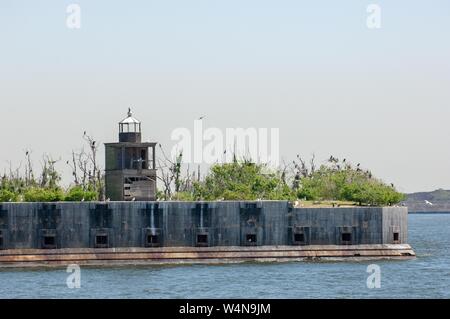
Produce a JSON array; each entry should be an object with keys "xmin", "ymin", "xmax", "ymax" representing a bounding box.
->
[{"xmin": 0, "ymin": 0, "xmax": 449, "ymax": 193}]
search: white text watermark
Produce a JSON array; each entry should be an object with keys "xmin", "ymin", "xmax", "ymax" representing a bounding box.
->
[{"xmin": 171, "ymin": 120, "xmax": 280, "ymax": 167}]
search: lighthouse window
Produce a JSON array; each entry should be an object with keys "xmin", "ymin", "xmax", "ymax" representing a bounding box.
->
[
  {"xmin": 140, "ymin": 150, "xmax": 147, "ymax": 169},
  {"xmin": 0, "ymin": 236, "xmax": 3, "ymax": 249},
  {"xmin": 197, "ymin": 234, "xmax": 208, "ymax": 246}
]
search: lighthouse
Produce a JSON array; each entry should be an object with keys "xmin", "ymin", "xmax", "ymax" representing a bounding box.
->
[{"xmin": 104, "ymin": 109, "xmax": 157, "ymax": 201}]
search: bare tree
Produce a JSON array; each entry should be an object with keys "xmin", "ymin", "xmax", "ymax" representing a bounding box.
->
[
  {"xmin": 156, "ymin": 145, "xmax": 196, "ymax": 200},
  {"xmin": 82, "ymin": 132, "xmax": 99, "ymax": 188},
  {"xmin": 66, "ymin": 151, "xmax": 80, "ymax": 186},
  {"xmin": 291, "ymin": 154, "xmax": 317, "ymax": 189},
  {"xmin": 24, "ymin": 149, "xmax": 34, "ymax": 187},
  {"xmin": 39, "ymin": 154, "xmax": 61, "ymax": 189},
  {"xmin": 66, "ymin": 132, "xmax": 104, "ymax": 199}
]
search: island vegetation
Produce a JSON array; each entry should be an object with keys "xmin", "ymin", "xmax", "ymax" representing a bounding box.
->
[
  {"xmin": 170, "ymin": 155, "xmax": 404, "ymax": 206},
  {"xmin": 0, "ymin": 135, "xmax": 404, "ymax": 206}
]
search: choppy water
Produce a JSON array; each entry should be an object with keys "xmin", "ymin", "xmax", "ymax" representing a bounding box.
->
[{"xmin": 0, "ymin": 214, "xmax": 449, "ymax": 299}]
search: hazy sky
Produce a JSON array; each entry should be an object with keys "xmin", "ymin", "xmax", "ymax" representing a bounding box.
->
[{"xmin": 0, "ymin": 0, "xmax": 449, "ymax": 193}]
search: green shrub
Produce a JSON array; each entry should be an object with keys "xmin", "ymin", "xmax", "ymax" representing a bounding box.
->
[
  {"xmin": 192, "ymin": 161, "xmax": 296, "ymax": 201},
  {"xmin": 171, "ymin": 191, "xmax": 195, "ymax": 201},
  {"xmin": 0, "ymin": 189, "xmax": 19, "ymax": 202},
  {"xmin": 23, "ymin": 188, "xmax": 64, "ymax": 202},
  {"xmin": 64, "ymin": 186, "xmax": 98, "ymax": 201},
  {"xmin": 296, "ymin": 164, "xmax": 404, "ymax": 206},
  {"xmin": 345, "ymin": 181, "xmax": 405, "ymax": 206}
]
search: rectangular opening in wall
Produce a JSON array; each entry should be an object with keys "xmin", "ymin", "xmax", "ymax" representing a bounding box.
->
[
  {"xmin": 147, "ymin": 235, "xmax": 159, "ymax": 247},
  {"xmin": 42, "ymin": 235, "xmax": 56, "ymax": 249},
  {"xmin": 294, "ymin": 233, "xmax": 305, "ymax": 244},
  {"xmin": 245, "ymin": 234, "xmax": 257, "ymax": 246},
  {"xmin": 393, "ymin": 232, "xmax": 400, "ymax": 242},
  {"xmin": 196, "ymin": 234, "xmax": 208, "ymax": 247},
  {"xmin": 95, "ymin": 234, "xmax": 109, "ymax": 248},
  {"xmin": 141, "ymin": 149, "xmax": 147, "ymax": 169},
  {"xmin": 0, "ymin": 236, "xmax": 3, "ymax": 249},
  {"xmin": 0, "ymin": 210, "xmax": 7, "ymax": 227},
  {"xmin": 341, "ymin": 232, "xmax": 352, "ymax": 244}
]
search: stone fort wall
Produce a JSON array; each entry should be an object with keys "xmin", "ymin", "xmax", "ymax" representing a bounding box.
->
[{"xmin": 0, "ymin": 201, "xmax": 408, "ymax": 250}]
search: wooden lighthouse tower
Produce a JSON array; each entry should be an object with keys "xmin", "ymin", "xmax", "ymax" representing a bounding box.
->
[{"xmin": 104, "ymin": 109, "xmax": 157, "ymax": 201}]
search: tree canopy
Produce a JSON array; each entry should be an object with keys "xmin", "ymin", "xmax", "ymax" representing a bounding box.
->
[
  {"xmin": 296, "ymin": 160, "xmax": 404, "ymax": 206},
  {"xmin": 191, "ymin": 161, "xmax": 295, "ymax": 201}
]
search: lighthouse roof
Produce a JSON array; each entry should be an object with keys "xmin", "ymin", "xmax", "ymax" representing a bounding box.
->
[{"xmin": 119, "ymin": 108, "xmax": 141, "ymax": 124}]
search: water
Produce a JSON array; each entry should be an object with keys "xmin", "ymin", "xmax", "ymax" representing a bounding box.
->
[{"xmin": 1, "ymin": 214, "xmax": 449, "ymax": 299}]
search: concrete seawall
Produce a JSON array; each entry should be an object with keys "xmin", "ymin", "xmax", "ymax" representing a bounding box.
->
[{"xmin": 0, "ymin": 201, "xmax": 415, "ymax": 267}]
